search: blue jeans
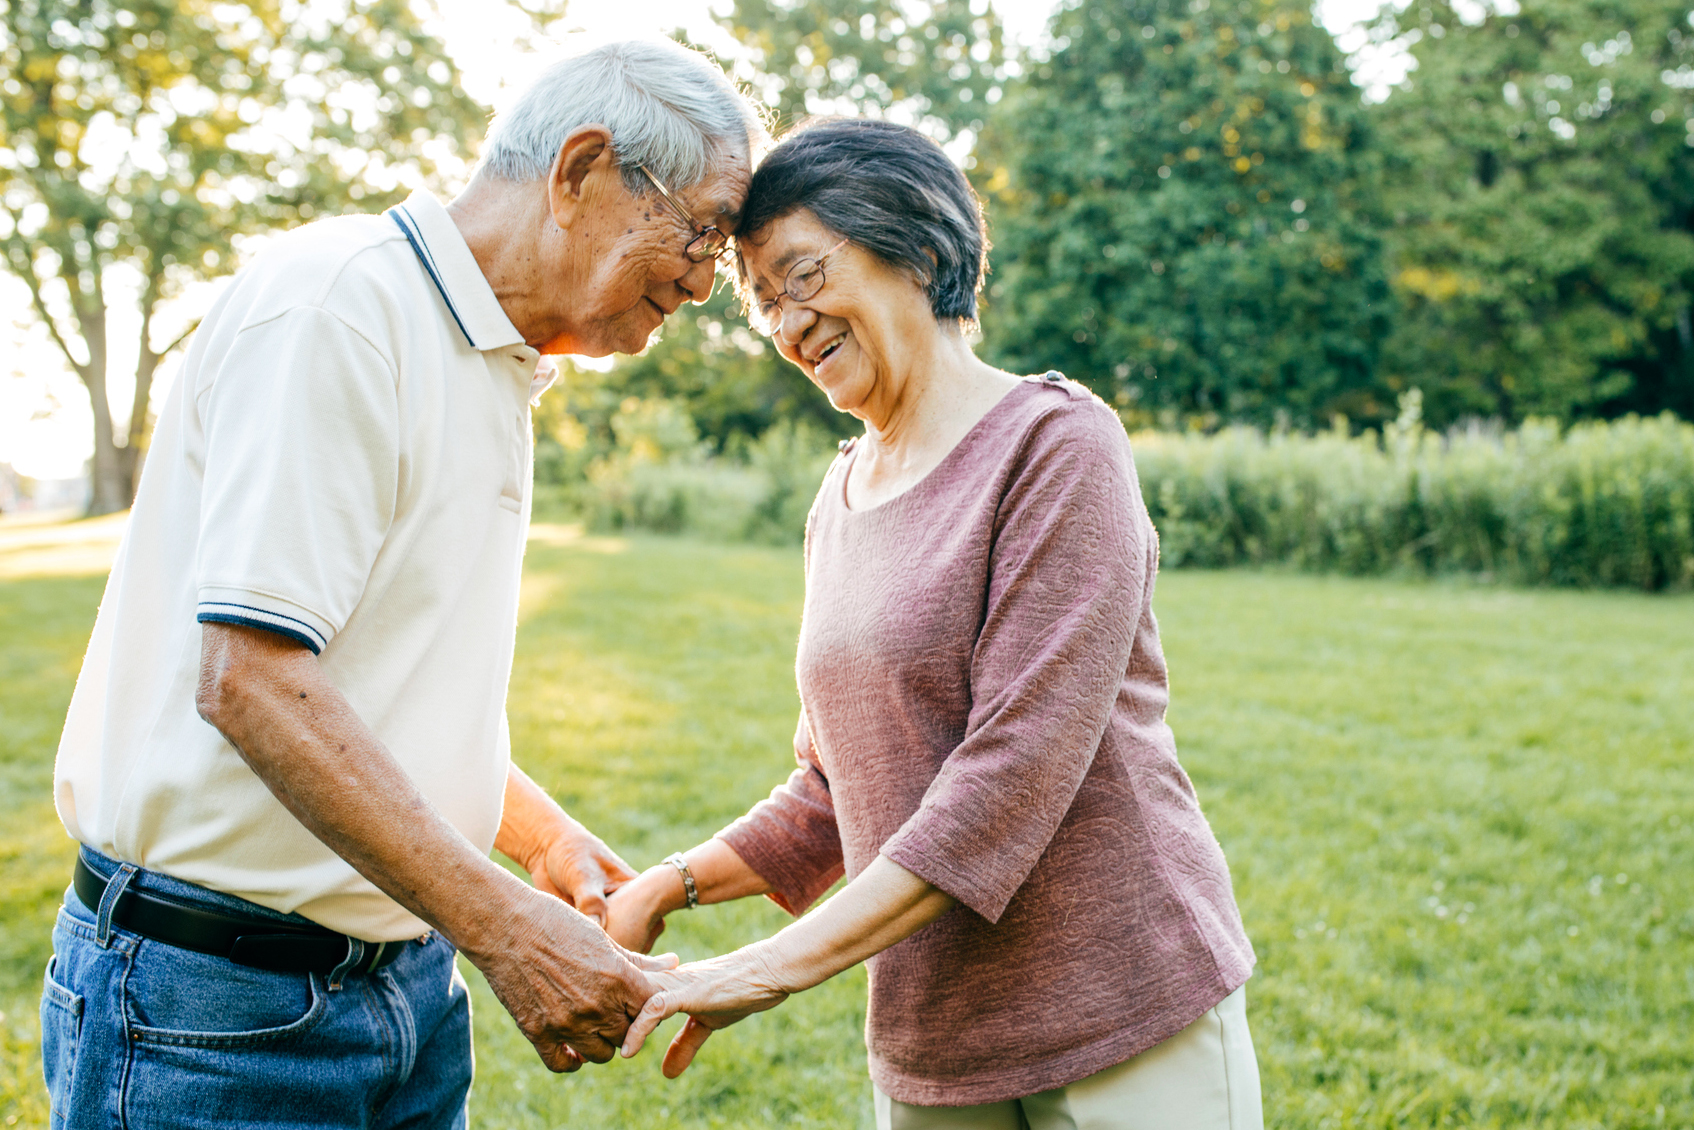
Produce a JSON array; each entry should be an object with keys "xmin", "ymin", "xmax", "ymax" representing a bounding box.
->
[{"xmin": 40, "ymin": 849, "xmax": 472, "ymax": 1129}]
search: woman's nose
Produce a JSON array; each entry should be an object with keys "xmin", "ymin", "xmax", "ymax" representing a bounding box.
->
[{"xmin": 777, "ymin": 301, "xmax": 817, "ymax": 345}]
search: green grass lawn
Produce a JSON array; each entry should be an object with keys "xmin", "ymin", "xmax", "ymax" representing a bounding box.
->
[{"xmin": 1, "ymin": 530, "xmax": 1691, "ymax": 1128}]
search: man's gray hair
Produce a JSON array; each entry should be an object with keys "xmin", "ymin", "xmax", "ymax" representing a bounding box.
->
[{"xmin": 480, "ymin": 39, "xmax": 765, "ymax": 194}]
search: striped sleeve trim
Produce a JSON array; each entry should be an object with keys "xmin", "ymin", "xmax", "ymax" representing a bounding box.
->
[{"xmin": 196, "ymin": 602, "xmax": 328, "ymax": 654}]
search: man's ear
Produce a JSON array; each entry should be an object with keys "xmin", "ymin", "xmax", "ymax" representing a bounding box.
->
[{"xmin": 547, "ymin": 125, "xmax": 616, "ymax": 232}]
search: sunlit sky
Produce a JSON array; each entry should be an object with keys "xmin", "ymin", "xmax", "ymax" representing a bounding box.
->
[{"xmin": 1, "ymin": 0, "xmax": 1400, "ymax": 480}]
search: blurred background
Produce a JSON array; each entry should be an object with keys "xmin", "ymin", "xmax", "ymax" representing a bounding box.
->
[
  {"xmin": 1, "ymin": 2, "xmax": 1692, "ymax": 1128},
  {"xmin": 3, "ymin": 0, "xmax": 1691, "ymax": 586}
]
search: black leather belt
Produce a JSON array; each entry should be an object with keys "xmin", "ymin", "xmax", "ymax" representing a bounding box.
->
[{"xmin": 74, "ymin": 855, "xmax": 404, "ymax": 976}]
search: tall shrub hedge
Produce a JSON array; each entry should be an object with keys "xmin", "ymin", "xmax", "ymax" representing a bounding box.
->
[
  {"xmin": 541, "ymin": 391, "xmax": 1693, "ymax": 591},
  {"xmin": 1134, "ymin": 402, "xmax": 1694, "ymax": 590}
]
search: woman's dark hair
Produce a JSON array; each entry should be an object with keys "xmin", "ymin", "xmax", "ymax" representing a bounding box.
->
[{"xmin": 736, "ymin": 118, "xmax": 989, "ymax": 324}]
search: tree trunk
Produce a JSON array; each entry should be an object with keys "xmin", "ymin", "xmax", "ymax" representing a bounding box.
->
[
  {"xmin": 119, "ymin": 277, "xmax": 172, "ymax": 510},
  {"xmin": 70, "ymin": 284, "xmax": 133, "ymax": 517}
]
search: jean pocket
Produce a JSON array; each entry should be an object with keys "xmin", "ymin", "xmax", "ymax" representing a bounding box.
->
[
  {"xmin": 40, "ymin": 954, "xmax": 85, "ymax": 1124},
  {"xmin": 125, "ymin": 942, "xmax": 327, "ymax": 1048}
]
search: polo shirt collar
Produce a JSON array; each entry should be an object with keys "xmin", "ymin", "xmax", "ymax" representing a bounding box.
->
[{"xmin": 387, "ymin": 190, "xmax": 525, "ymax": 352}]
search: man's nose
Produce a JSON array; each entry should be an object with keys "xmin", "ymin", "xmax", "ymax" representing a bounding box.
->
[{"xmin": 679, "ymin": 257, "xmax": 717, "ymax": 304}]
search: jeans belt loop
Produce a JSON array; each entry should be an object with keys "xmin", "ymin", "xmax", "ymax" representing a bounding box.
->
[
  {"xmin": 95, "ymin": 862, "xmax": 139, "ymax": 949},
  {"xmin": 327, "ymin": 937, "xmax": 365, "ymax": 992}
]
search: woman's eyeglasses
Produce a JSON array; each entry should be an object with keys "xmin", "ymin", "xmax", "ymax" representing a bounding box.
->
[
  {"xmin": 751, "ymin": 238, "xmax": 849, "ymax": 334},
  {"xmin": 639, "ymin": 165, "xmax": 729, "ymax": 264}
]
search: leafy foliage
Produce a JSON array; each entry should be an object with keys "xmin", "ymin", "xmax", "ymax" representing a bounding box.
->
[
  {"xmin": 701, "ymin": 0, "xmax": 1693, "ymax": 431},
  {"xmin": 0, "ymin": 0, "xmax": 482, "ymax": 512},
  {"xmin": 715, "ymin": 0, "xmax": 1009, "ymax": 138},
  {"xmin": 1136, "ymin": 394, "xmax": 1694, "ymax": 589},
  {"xmin": 1371, "ymin": 0, "xmax": 1694, "ymax": 426},
  {"xmin": 976, "ymin": 0, "xmax": 1395, "ymax": 427},
  {"xmin": 531, "ymin": 362, "xmax": 840, "ymax": 547}
]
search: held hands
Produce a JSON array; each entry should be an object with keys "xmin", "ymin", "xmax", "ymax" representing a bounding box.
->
[
  {"xmin": 489, "ymin": 798, "xmax": 676, "ymax": 1072},
  {"xmin": 603, "ymin": 863, "xmax": 685, "ymax": 954},
  {"xmin": 511, "ymin": 823, "xmax": 797, "ymax": 1078},
  {"xmin": 459, "ymin": 883, "xmax": 680, "ymax": 1073},
  {"xmin": 619, "ymin": 945, "xmax": 793, "ymax": 1077}
]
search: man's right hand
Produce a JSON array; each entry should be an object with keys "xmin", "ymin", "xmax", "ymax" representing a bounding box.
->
[
  {"xmin": 462, "ymin": 886, "xmax": 678, "ymax": 1071},
  {"xmin": 194, "ymin": 623, "xmax": 681, "ymax": 1073}
]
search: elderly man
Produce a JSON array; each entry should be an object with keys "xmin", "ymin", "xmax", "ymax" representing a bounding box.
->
[{"xmin": 40, "ymin": 39, "xmax": 761, "ymax": 1128}]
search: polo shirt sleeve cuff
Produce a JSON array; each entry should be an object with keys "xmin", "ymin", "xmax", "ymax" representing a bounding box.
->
[{"xmin": 196, "ymin": 586, "xmax": 336, "ymax": 655}]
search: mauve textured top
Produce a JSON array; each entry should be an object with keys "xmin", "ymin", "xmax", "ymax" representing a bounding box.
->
[{"xmin": 717, "ymin": 375, "xmax": 1255, "ymax": 1106}]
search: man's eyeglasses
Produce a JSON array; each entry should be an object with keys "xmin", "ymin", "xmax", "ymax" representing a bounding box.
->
[
  {"xmin": 639, "ymin": 165, "xmax": 729, "ymax": 264},
  {"xmin": 751, "ymin": 238, "xmax": 849, "ymax": 334}
]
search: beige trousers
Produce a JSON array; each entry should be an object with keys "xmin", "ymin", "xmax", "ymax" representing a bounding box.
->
[{"xmin": 874, "ymin": 986, "xmax": 1263, "ymax": 1130}]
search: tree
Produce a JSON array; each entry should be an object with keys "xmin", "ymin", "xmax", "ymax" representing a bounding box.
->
[
  {"xmin": 976, "ymin": 0, "xmax": 1395, "ymax": 427},
  {"xmin": 0, "ymin": 0, "xmax": 482, "ymax": 514},
  {"xmin": 1370, "ymin": 0, "xmax": 1694, "ymax": 425},
  {"xmin": 715, "ymin": 0, "xmax": 1010, "ymax": 138}
]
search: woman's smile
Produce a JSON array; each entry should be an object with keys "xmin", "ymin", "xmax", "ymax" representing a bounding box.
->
[
  {"xmin": 813, "ymin": 332, "xmax": 849, "ymax": 365},
  {"xmin": 808, "ymin": 330, "xmax": 855, "ymax": 386}
]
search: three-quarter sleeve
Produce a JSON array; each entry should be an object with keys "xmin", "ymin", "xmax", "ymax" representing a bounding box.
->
[
  {"xmin": 879, "ymin": 404, "xmax": 1148, "ymax": 923},
  {"xmin": 715, "ymin": 710, "xmax": 845, "ymax": 916}
]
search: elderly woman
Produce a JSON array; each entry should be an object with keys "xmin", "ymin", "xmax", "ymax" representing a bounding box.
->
[{"xmin": 607, "ymin": 118, "xmax": 1261, "ymax": 1129}]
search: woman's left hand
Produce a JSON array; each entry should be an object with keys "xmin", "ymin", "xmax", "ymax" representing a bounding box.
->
[
  {"xmin": 604, "ymin": 866, "xmax": 675, "ymax": 954},
  {"xmin": 620, "ymin": 946, "xmax": 791, "ymax": 1077}
]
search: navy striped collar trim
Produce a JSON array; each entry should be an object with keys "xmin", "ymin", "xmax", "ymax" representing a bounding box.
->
[{"xmin": 387, "ymin": 205, "xmax": 475, "ymax": 349}]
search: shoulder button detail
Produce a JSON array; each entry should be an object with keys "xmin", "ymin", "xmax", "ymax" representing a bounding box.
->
[
  {"xmin": 1041, "ymin": 371, "xmax": 1065, "ymax": 384},
  {"xmin": 838, "ymin": 438, "xmax": 854, "ymax": 453}
]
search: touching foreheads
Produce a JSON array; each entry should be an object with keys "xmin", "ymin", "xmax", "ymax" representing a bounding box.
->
[{"xmin": 479, "ymin": 39, "xmax": 767, "ymax": 197}]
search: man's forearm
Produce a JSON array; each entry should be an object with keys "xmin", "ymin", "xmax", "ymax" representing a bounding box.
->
[
  {"xmin": 196, "ymin": 623, "xmax": 531, "ymax": 953},
  {"xmin": 198, "ymin": 622, "xmax": 661, "ymax": 1071}
]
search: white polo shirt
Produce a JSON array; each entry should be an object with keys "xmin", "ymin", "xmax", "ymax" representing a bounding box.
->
[{"xmin": 54, "ymin": 191, "xmax": 555, "ymax": 941}]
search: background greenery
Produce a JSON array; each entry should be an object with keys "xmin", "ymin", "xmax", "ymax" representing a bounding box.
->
[
  {"xmin": 2, "ymin": 529, "xmax": 1690, "ymax": 1127},
  {"xmin": 0, "ymin": 0, "xmax": 485, "ymax": 512},
  {"xmin": 681, "ymin": 0, "xmax": 1694, "ymax": 435},
  {"xmin": 540, "ymin": 386, "xmax": 1694, "ymax": 591},
  {"xmin": 7, "ymin": 0, "xmax": 1692, "ymax": 515},
  {"xmin": 1134, "ymin": 394, "xmax": 1694, "ymax": 588}
]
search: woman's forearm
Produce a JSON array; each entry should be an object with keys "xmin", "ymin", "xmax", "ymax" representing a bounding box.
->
[
  {"xmin": 678, "ymin": 838, "xmax": 774, "ymax": 909},
  {"xmin": 756, "ymin": 855, "xmax": 956, "ymax": 992},
  {"xmin": 604, "ymin": 838, "xmax": 774, "ymax": 953},
  {"xmin": 619, "ymin": 855, "xmax": 957, "ymax": 1070}
]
